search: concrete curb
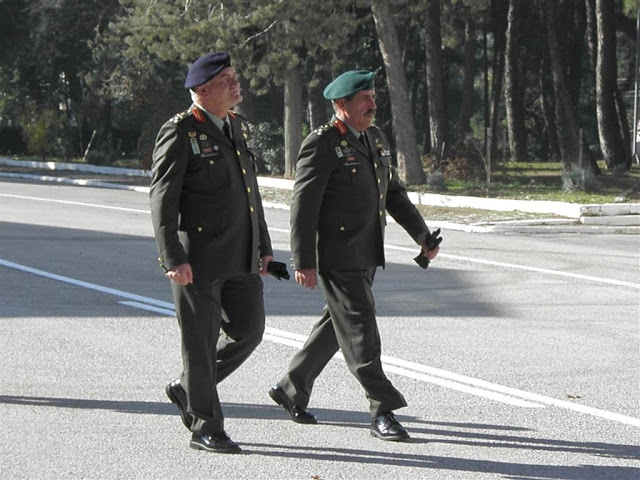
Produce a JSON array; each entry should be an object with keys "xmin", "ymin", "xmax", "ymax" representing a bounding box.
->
[{"xmin": 1, "ymin": 158, "xmax": 638, "ymax": 234}]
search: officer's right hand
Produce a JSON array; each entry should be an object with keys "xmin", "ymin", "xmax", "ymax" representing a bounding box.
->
[
  {"xmin": 295, "ymin": 269, "xmax": 317, "ymax": 290},
  {"xmin": 166, "ymin": 263, "xmax": 193, "ymax": 285}
]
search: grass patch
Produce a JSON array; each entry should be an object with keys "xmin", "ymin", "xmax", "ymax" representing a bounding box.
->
[{"xmin": 417, "ymin": 161, "xmax": 640, "ymax": 203}]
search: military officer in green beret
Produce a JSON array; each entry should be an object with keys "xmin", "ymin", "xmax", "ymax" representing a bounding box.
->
[
  {"xmin": 268, "ymin": 70, "xmax": 440, "ymax": 441},
  {"xmin": 150, "ymin": 52, "xmax": 274, "ymax": 453}
]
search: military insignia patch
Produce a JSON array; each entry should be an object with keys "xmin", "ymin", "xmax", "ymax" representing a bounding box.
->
[
  {"xmin": 190, "ymin": 137, "xmax": 200, "ymax": 155},
  {"xmin": 170, "ymin": 110, "xmax": 191, "ymax": 124}
]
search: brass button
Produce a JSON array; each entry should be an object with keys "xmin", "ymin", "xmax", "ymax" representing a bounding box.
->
[
  {"xmin": 250, "ymin": 206, "xmax": 254, "ymax": 213},
  {"xmin": 247, "ymin": 187, "xmax": 251, "ymax": 193},
  {"xmin": 197, "ymin": 226, "xmax": 203, "ymax": 232},
  {"xmin": 209, "ymin": 160, "xmax": 215, "ymax": 165},
  {"xmin": 242, "ymin": 168, "xmax": 247, "ymax": 174},
  {"xmin": 236, "ymin": 150, "xmax": 241, "ymax": 156},
  {"xmin": 379, "ymin": 211, "xmax": 383, "ymax": 216},
  {"xmin": 339, "ymin": 226, "xmax": 345, "ymax": 231},
  {"xmin": 377, "ymin": 178, "xmax": 381, "ymax": 184},
  {"xmin": 374, "ymin": 162, "xmax": 378, "ymax": 167},
  {"xmin": 351, "ymin": 168, "xmax": 357, "ymax": 173},
  {"xmin": 380, "ymin": 194, "xmax": 383, "ymax": 199}
]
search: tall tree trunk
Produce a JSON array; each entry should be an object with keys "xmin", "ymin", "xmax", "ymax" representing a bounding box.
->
[
  {"xmin": 539, "ymin": 53, "xmax": 561, "ymax": 163},
  {"xmin": 504, "ymin": 0, "xmax": 527, "ymax": 162},
  {"xmin": 371, "ymin": 0, "xmax": 425, "ymax": 184},
  {"xmin": 489, "ymin": 0, "xmax": 508, "ymax": 164},
  {"xmin": 306, "ymin": 80, "xmax": 324, "ymax": 132},
  {"xmin": 455, "ymin": 17, "xmax": 476, "ymax": 141},
  {"xmin": 559, "ymin": 0, "xmax": 586, "ymax": 106},
  {"xmin": 614, "ymin": 87, "xmax": 632, "ymax": 169},
  {"xmin": 595, "ymin": 0, "xmax": 629, "ymax": 170},
  {"xmin": 585, "ymin": 0, "xmax": 597, "ymax": 72},
  {"xmin": 583, "ymin": 0, "xmax": 603, "ymax": 173},
  {"xmin": 284, "ymin": 67, "xmax": 303, "ymax": 178},
  {"xmin": 424, "ymin": 0, "xmax": 447, "ymax": 164},
  {"xmin": 546, "ymin": 0, "xmax": 594, "ymax": 180}
]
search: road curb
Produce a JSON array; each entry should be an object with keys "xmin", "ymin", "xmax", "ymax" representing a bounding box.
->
[{"xmin": 1, "ymin": 159, "xmax": 638, "ymax": 234}]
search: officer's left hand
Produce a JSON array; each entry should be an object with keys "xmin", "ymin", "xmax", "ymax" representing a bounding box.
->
[
  {"xmin": 421, "ymin": 245, "xmax": 440, "ymax": 260},
  {"xmin": 259, "ymin": 255, "xmax": 274, "ymax": 275}
]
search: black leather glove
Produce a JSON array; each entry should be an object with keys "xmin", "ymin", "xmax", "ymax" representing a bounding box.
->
[
  {"xmin": 267, "ymin": 260, "xmax": 290, "ymax": 280},
  {"xmin": 414, "ymin": 228, "xmax": 442, "ymax": 269}
]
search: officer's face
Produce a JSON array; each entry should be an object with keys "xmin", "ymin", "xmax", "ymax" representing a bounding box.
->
[
  {"xmin": 203, "ymin": 67, "xmax": 243, "ymax": 112},
  {"xmin": 338, "ymin": 90, "xmax": 377, "ymax": 131}
]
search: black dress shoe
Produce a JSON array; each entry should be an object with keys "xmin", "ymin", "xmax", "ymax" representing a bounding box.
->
[
  {"xmin": 268, "ymin": 384, "xmax": 317, "ymax": 424},
  {"xmin": 165, "ymin": 380, "xmax": 191, "ymax": 429},
  {"xmin": 190, "ymin": 432, "xmax": 241, "ymax": 453},
  {"xmin": 370, "ymin": 412, "xmax": 410, "ymax": 441}
]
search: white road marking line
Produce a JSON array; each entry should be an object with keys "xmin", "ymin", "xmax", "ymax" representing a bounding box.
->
[
  {"xmin": 3, "ymin": 258, "xmax": 638, "ymax": 426},
  {"xmin": 385, "ymin": 245, "xmax": 640, "ymax": 290},
  {"xmin": 0, "ymin": 193, "xmax": 149, "ymax": 214},
  {"xmin": 3, "ymin": 192, "xmax": 637, "ymax": 289}
]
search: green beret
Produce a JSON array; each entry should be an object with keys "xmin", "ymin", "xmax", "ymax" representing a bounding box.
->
[{"xmin": 323, "ymin": 70, "xmax": 375, "ymax": 100}]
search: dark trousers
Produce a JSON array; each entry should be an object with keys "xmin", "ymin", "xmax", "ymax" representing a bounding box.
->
[
  {"xmin": 171, "ymin": 274, "xmax": 265, "ymax": 434},
  {"xmin": 279, "ymin": 268, "xmax": 406, "ymax": 418}
]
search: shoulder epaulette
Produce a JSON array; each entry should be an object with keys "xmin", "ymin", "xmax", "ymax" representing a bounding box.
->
[
  {"xmin": 313, "ymin": 122, "xmax": 337, "ymax": 136},
  {"xmin": 170, "ymin": 109, "xmax": 193, "ymax": 124}
]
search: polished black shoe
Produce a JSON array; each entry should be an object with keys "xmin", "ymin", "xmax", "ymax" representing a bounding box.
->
[
  {"xmin": 370, "ymin": 412, "xmax": 410, "ymax": 441},
  {"xmin": 165, "ymin": 380, "xmax": 191, "ymax": 429},
  {"xmin": 268, "ymin": 384, "xmax": 317, "ymax": 424},
  {"xmin": 189, "ymin": 432, "xmax": 241, "ymax": 453}
]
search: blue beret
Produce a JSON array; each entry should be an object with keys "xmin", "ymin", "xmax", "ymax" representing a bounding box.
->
[
  {"xmin": 184, "ymin": 52, "xmax": 231, "ymax": 89},
  {"xmin": 323, "ymin": 70, "xmax": 375, "ymax": 100}
]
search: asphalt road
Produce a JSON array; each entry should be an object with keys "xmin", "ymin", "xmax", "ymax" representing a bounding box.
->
[{"xmin": 0, "ymin": 179, "xmax": 639, "ymax": 480}]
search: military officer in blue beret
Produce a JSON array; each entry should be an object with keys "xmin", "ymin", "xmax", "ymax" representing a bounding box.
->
[
  {"xmin": 268, "ymin": 70, "xmax": 439, "ymax": 441},
  {"xmin": 150, "ymin": 52, "xmax": 274, "ymax": 453}
]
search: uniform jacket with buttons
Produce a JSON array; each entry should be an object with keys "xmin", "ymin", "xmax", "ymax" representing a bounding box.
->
[
  {"xmin": 290, "ymin": 116, "xmax": 429, "ymax": 272},
  {"xmin": 150, "ymin": 105, "xmax": 272, "ymax": 280}
]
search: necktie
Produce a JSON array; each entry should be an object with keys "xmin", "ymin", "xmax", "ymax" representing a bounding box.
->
[
  {"xmin": 359, "ymin": 133, "xmax": 370, "ymax": 155},
  {"xmin": 223, "ymin": 121, "xmax": 233, "ymax": 144}
]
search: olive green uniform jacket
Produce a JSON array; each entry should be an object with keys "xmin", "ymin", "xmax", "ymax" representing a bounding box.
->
[
  {"xmin": 150, "ymin": 106, "xmax": 272, "ymax": 280},
  {"xmin": 290, "ymin": 116, "xmax": 428, "ymax": 272}
]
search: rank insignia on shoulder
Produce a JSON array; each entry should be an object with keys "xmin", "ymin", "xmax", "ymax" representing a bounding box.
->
[
  {"xmin": 313, "ymin": 122, "xmax": 335, "ymax": 136},
  {"xmin": 379, "ymin": 148, "xmax": 391, "ymax": 156},
  {"xmin": 170, "ymin": 110, "xmax": 191, "ymax": 124},
  {"xmin": 188, "ymin": 131, "xmax": 196, "ymax": 138}
]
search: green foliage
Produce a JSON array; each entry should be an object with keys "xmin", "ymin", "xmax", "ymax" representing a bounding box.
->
[
  {"xmin": 20, "ymin": 109, "xmax": 65, "ymax": 161},
  {"xmin": 1, "ymin": 0, "xmax": 636, "ymax": 188},
  {"xmin": 247, "ymin": 122, "xmax": 285, "ymax": 175}
]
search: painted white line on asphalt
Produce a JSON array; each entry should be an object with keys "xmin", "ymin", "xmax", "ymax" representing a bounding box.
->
[
  {"xmin": 3, "ymin": 257, "xmax": 639, "ymax": 427},
  {"xmin": 0, "ymin": 259, "xmax": 170, "ymax": 307},
  {"xmin": 3, "ymin": 192, "xmax": 638, "ymax": 289},
  {"xmin": 385, "ymin": 245, "xmax": 640, "ymax": 290},
  {"xmin": 0, "ymin": 193, "xmax": 149, "ymax": 213}
]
